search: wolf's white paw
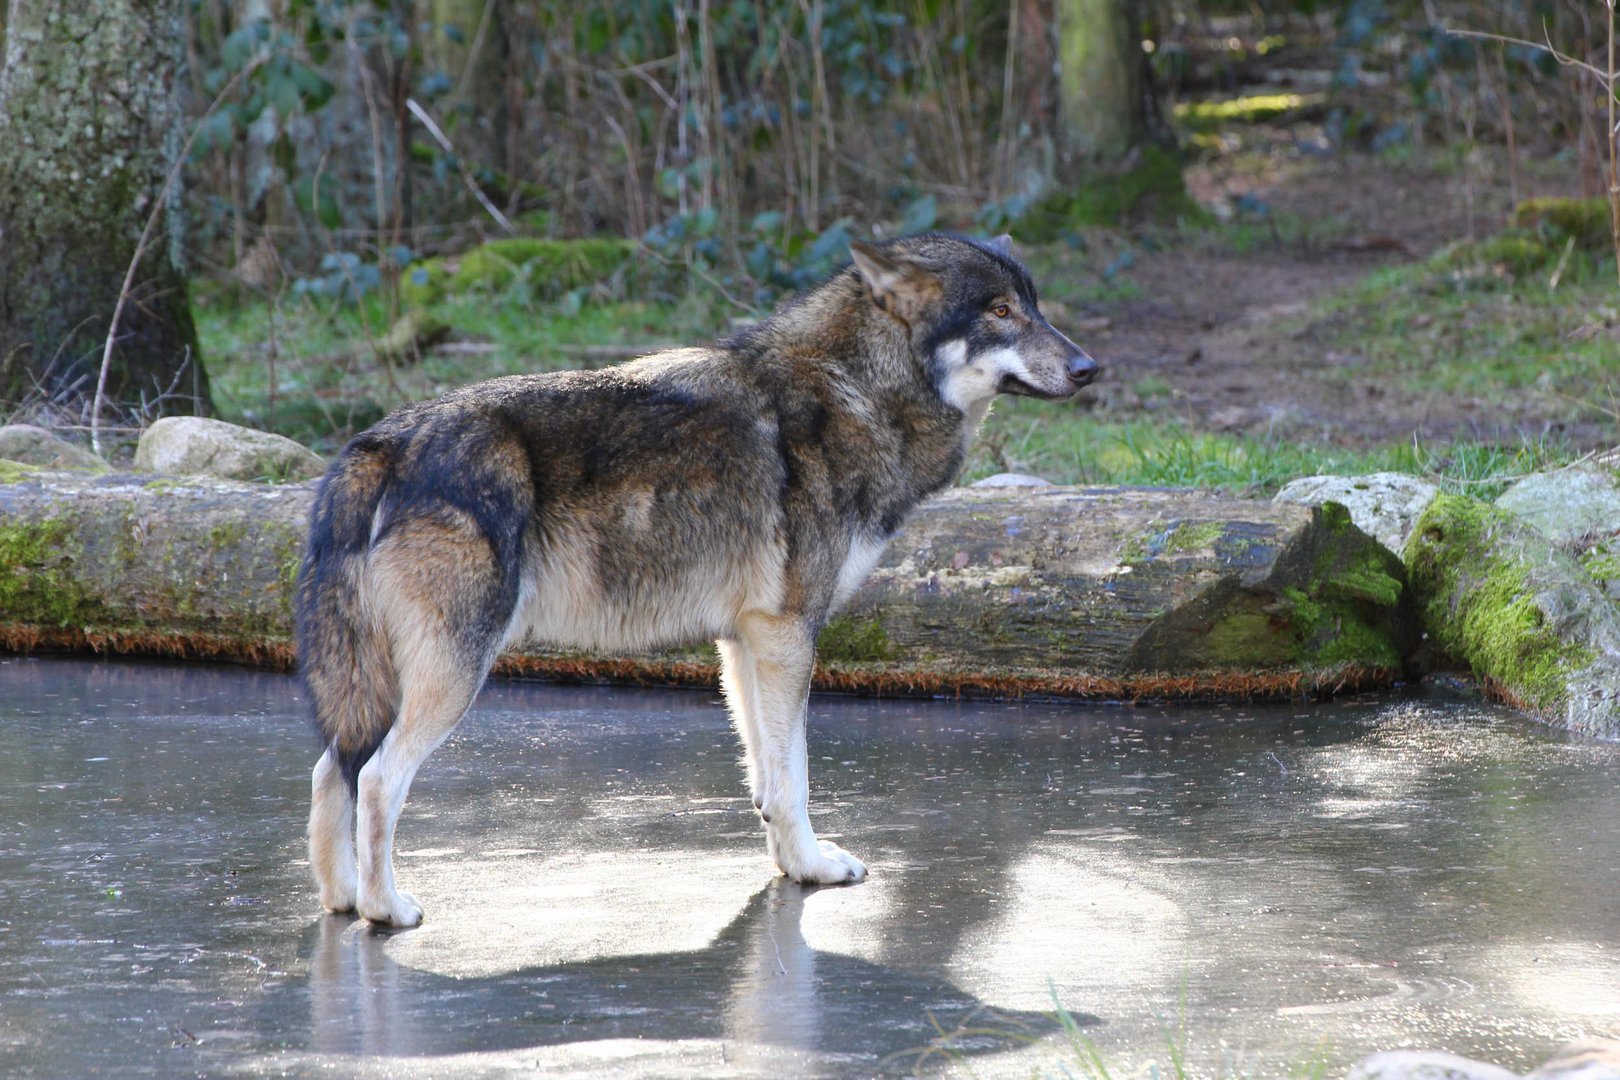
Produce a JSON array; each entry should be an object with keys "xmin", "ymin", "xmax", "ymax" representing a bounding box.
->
[
  {"xmin": 319, "ymin": 884, "xmax": 357, "ymax": 914},
  {"xmin": 358, "ymin": 890, "xmax": 423, "ymax": 928},
  {"xmin": 781, "ymin": 839, "xmax": 867, "ymax": 885}
]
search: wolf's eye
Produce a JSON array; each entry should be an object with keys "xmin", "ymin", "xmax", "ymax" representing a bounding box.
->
[{"xmin": 991, "ymin": 303, "xmax": 1012, "ymax": 319}]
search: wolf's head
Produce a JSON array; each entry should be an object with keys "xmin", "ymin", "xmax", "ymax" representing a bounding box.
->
[{"xmin": 848, "ymin": 234, "xmax": 1099, "ymax": 413}]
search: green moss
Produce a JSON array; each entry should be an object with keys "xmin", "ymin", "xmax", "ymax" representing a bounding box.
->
[
  {"xmin": 403, "ymin": 237, "xmax": 636, "ymax": 305},
  {"xmin": 1404, "ymin": 494, "xmax": 1596, "ymax": 713},
  {"xmin": 1035, "ymin": 146, "xmax": 1205, "ymax": 228},
  {"xmin": 399, "ymin": 261, "xmax": 454, "ymax": 307},
  {"xmin": 0, "ymin": 518, "xmax": 104, "ymax": 628},
  {"xmin": 1443, "ymin": 233, "xmax": 1553, "ymax": 275},
  {"xmin": 1121, "ymin": 519, "xmax": 1229, "ymax": 564},
  {"xmin": 1196, "ymin": 607, "xmax": 1282, "ymax": 665},
  {"xmin": 1161, "ymin": 520, "xmax": 1225, "ymax": 554},
  {"xmin": 818, "ymin": 613, "xmax": 896, "ymax": 663},
  {"xmin": 208, "ymin": 521, "xmax": 250, "ymax": 549},
  {"xmin": 1583, "ymin": 544, "xmax": 1620, "ymax": 585},
  {"xmin": 1284, "ymin": 503, "xmax": 1408, "ymax": 670},
  {"xmin": 1513, "ymin": 196, "xmax": 1613, "ymax": 250},
  {"xmin": 0, "ymin": 459, "xmax": 42, "ymax": 485}
]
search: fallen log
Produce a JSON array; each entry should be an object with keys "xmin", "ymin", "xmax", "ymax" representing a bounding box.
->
[{"xmin": 0, "ymin": 468, "xmax": 1410, "ymax": 701}]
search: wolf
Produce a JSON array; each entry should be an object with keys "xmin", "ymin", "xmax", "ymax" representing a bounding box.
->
[{"xmin": 297, "ymin": 233, "xmax": 1098, "ymax": 927}]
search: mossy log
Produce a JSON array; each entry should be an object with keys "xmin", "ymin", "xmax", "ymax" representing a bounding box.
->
[
  {"xmin": 0, "ymin": 471, "xmax": 1409, "ymax": 701},
  {"xmin": 1405, "ymin": 494, "xmax": 1620, "ymax": 737}
]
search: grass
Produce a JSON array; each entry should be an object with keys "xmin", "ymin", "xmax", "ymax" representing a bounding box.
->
[
  {"xmin": 964, "ymin": 399, "xmax": 1582, "ymax": 499},
  {"xmin": 1311, "ymin": 241, "xmax": 1620, "ymax": 414}
]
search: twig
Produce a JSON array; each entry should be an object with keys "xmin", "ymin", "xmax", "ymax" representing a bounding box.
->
[
  {"xmin": 1444, "ymin": 26, "xmax": 1609, "ymax": 82},
  {"xmin": 1548, "ymin": 234, "xmax": 1578, "ymax": 290},
  {"xmin": 91, "ymin": 57, "xmax": 265, "ymax": 456},
  {"xmin": 405, "ymin": 97, "xmax": 517, "ymax": 235}
]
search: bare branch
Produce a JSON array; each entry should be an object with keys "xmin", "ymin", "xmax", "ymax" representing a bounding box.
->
[
  {"xmin": 1444, "ymin": 27, "xmax": 1612, "ymax": 83},
  {"xmin": 405, "ymin": 97, "xmax": 517, "ymax": 236}
]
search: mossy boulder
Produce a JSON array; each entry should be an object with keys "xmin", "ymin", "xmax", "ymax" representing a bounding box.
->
[
  {"xmin": 1443, "ymin": 233, "xmax": 1553, "ymax": 276},
  {"xmin": 1513, "ymin": 196, "xmax": 1613, "ymax": 251},
  {"xmin": 1404, "ymin": 493, "xmax": 1620, "ymax": 736},
  {"xmin": 1274, "ymin": 473, "xmax": 1439, "ymax": 554},
  {"xmin": 134, "ymin": 417, "xmax": 326, "ymax": 483},
  {"xmin": 401, "ymin": 237, "xmax": 636, "ymax": 305}
]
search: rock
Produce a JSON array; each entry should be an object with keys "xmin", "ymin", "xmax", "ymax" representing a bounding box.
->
[
  {"xmin": 134, "ymin": 417, "xmax": 325, "ymax": 483},
  {"xmin": 0, "ymin": 473, "xmax": 1411, "ymax": 702},
  {"xmin": 0, "ymin": 424, "xmax": 107, "ymax": 471},
  {"xmin": 1405, "ymin": 493, "xmax": 1620, "ymax": 737},
  {"xmin": 1496, "ymin": 467, "xmax": 1620, "ymax": 547},
  {"xmin": 970, "ymin": 473, "xmax": 1052, "ymax": 488},
  {"xmin": 1347, "ymin": 1050, "xmax": 1519, "ymax": 1080},
  {"xmin": 1527, "ymin": 1040, "xmax": 1620, "ymax": 1080},
  {"xmin": 1275, "ymin": 473, "xmax": 1440, "ymax": 553}
]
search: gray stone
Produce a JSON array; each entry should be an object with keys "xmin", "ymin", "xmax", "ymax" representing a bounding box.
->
[
  {"xmin": 1528, "ymin": 1040, "xmax": 1620, "ymax": 1080},
  {"xmin": 1346, "ymin": 1050, "xmax": 1519, "ymax": 1080},
  {"xmin": 970, "ymin": 472, "xmax": 1052, "ymax": 488},
  {"xmin": 1497, "ymin": 467, "xmax": 1620, "ymax": 546},
  {"xmin": 133, "ymin": 416, "xmax": 325, "ymax": 483},
  {"xmin": 0, "ymin": 424, "xmax": 107, "ymax": 471},
  {"xmin": 1274, "ymin": 472, "xmax": 1440, "ymax": 553}
]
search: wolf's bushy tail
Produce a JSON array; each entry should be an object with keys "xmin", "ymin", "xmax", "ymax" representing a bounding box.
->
[{"xmin": 296, "ymin": 435, "xmax": 397, "ymax": 794}]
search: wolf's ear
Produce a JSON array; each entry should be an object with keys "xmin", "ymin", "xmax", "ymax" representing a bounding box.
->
[
  {"xmin": 986, "ymin": 233, "xmax": 1016, "ymax": 260},
  {"xmin": 850, "ymin": 240, "xmax": 942, "ymax": 326}
]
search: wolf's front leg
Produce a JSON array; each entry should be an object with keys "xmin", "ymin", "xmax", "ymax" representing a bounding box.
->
[{"xmin": 721, "ymin": 614, "xmax": 866, "ymax": 885}]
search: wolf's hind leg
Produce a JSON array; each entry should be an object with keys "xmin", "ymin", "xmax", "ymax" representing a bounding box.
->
[
  {"xmin": 354, "ymin": 511, "xmax": 516, "ymax": 927},
  {"xmin": 355, "ymin": 651, "xmax": 488, "ymax": 927},
  {"xmin": 726, "ymin": 614, "xmax": 866, "ymax": 885},
  {"xmin": 309, "ymin": 749, "xmax": 358, "ymax": 912}
]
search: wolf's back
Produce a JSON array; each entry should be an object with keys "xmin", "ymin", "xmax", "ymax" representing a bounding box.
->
[{"xmin": 296, "ymin": 432, "xmax": 398, "ymax": 792}]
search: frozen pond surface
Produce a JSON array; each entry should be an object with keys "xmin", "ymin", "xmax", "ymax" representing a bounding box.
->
[{"xmin": 2, "ymin": 656, "xmax": 1618, "ymax": 1077}]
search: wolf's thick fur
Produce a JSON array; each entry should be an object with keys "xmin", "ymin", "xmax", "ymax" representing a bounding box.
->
[{"xmin": 297, "ymin": 233, "xmax": 1096, "ymax": 926}]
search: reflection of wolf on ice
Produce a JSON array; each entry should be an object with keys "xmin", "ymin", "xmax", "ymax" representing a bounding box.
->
[{"xmin": 296, "ymin": 233, "xmax": 1099, "ymax": 927}]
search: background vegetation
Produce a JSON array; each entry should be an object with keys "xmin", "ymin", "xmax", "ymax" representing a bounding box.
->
[{"xmin": 1, "ymin": 0, "xmax": 1617, "ymax": 493}]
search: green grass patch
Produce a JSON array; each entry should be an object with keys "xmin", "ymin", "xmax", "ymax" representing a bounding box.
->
[
  {"xmin": 964, "ymin": 404, "xmax": 1580, "ymax": 498},
  {"xmin": 1309, "ymin": 244, "xmax": 1620, "ymax": 413}
]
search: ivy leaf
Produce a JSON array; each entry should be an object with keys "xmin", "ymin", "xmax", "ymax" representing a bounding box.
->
[{"xmin": 294, "ymin": 175, "xmax": 343, "ymax": 230}]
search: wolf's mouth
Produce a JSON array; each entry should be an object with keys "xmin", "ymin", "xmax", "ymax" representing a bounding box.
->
[{"xmin": 998, "ymin": 373, "xmax": 1076, "ymax": 400}]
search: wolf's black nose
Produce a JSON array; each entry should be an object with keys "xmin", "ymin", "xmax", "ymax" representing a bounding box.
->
[{"xmin": 1067, "ymin": 351, "xmax": 1100, "ymax": 387}]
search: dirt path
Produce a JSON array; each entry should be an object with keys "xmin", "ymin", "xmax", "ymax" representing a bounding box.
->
[{"xmin": 1053, "ymin": 149, "xmax": 1585, "ymax": 448}]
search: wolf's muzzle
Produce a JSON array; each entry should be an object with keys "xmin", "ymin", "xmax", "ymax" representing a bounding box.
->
[{"xmin": 1066, "ymin": 350, "xmax": 1100, "ymax": 388}]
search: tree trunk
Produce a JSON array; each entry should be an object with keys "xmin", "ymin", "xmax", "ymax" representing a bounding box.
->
[
  {"xmin": 1055, "ymin": 0, "xmax": 1146, "ymax": 165},
  {"xmin": 0, "ymin": 0, "xmax": 209, "ymax": 420}
]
